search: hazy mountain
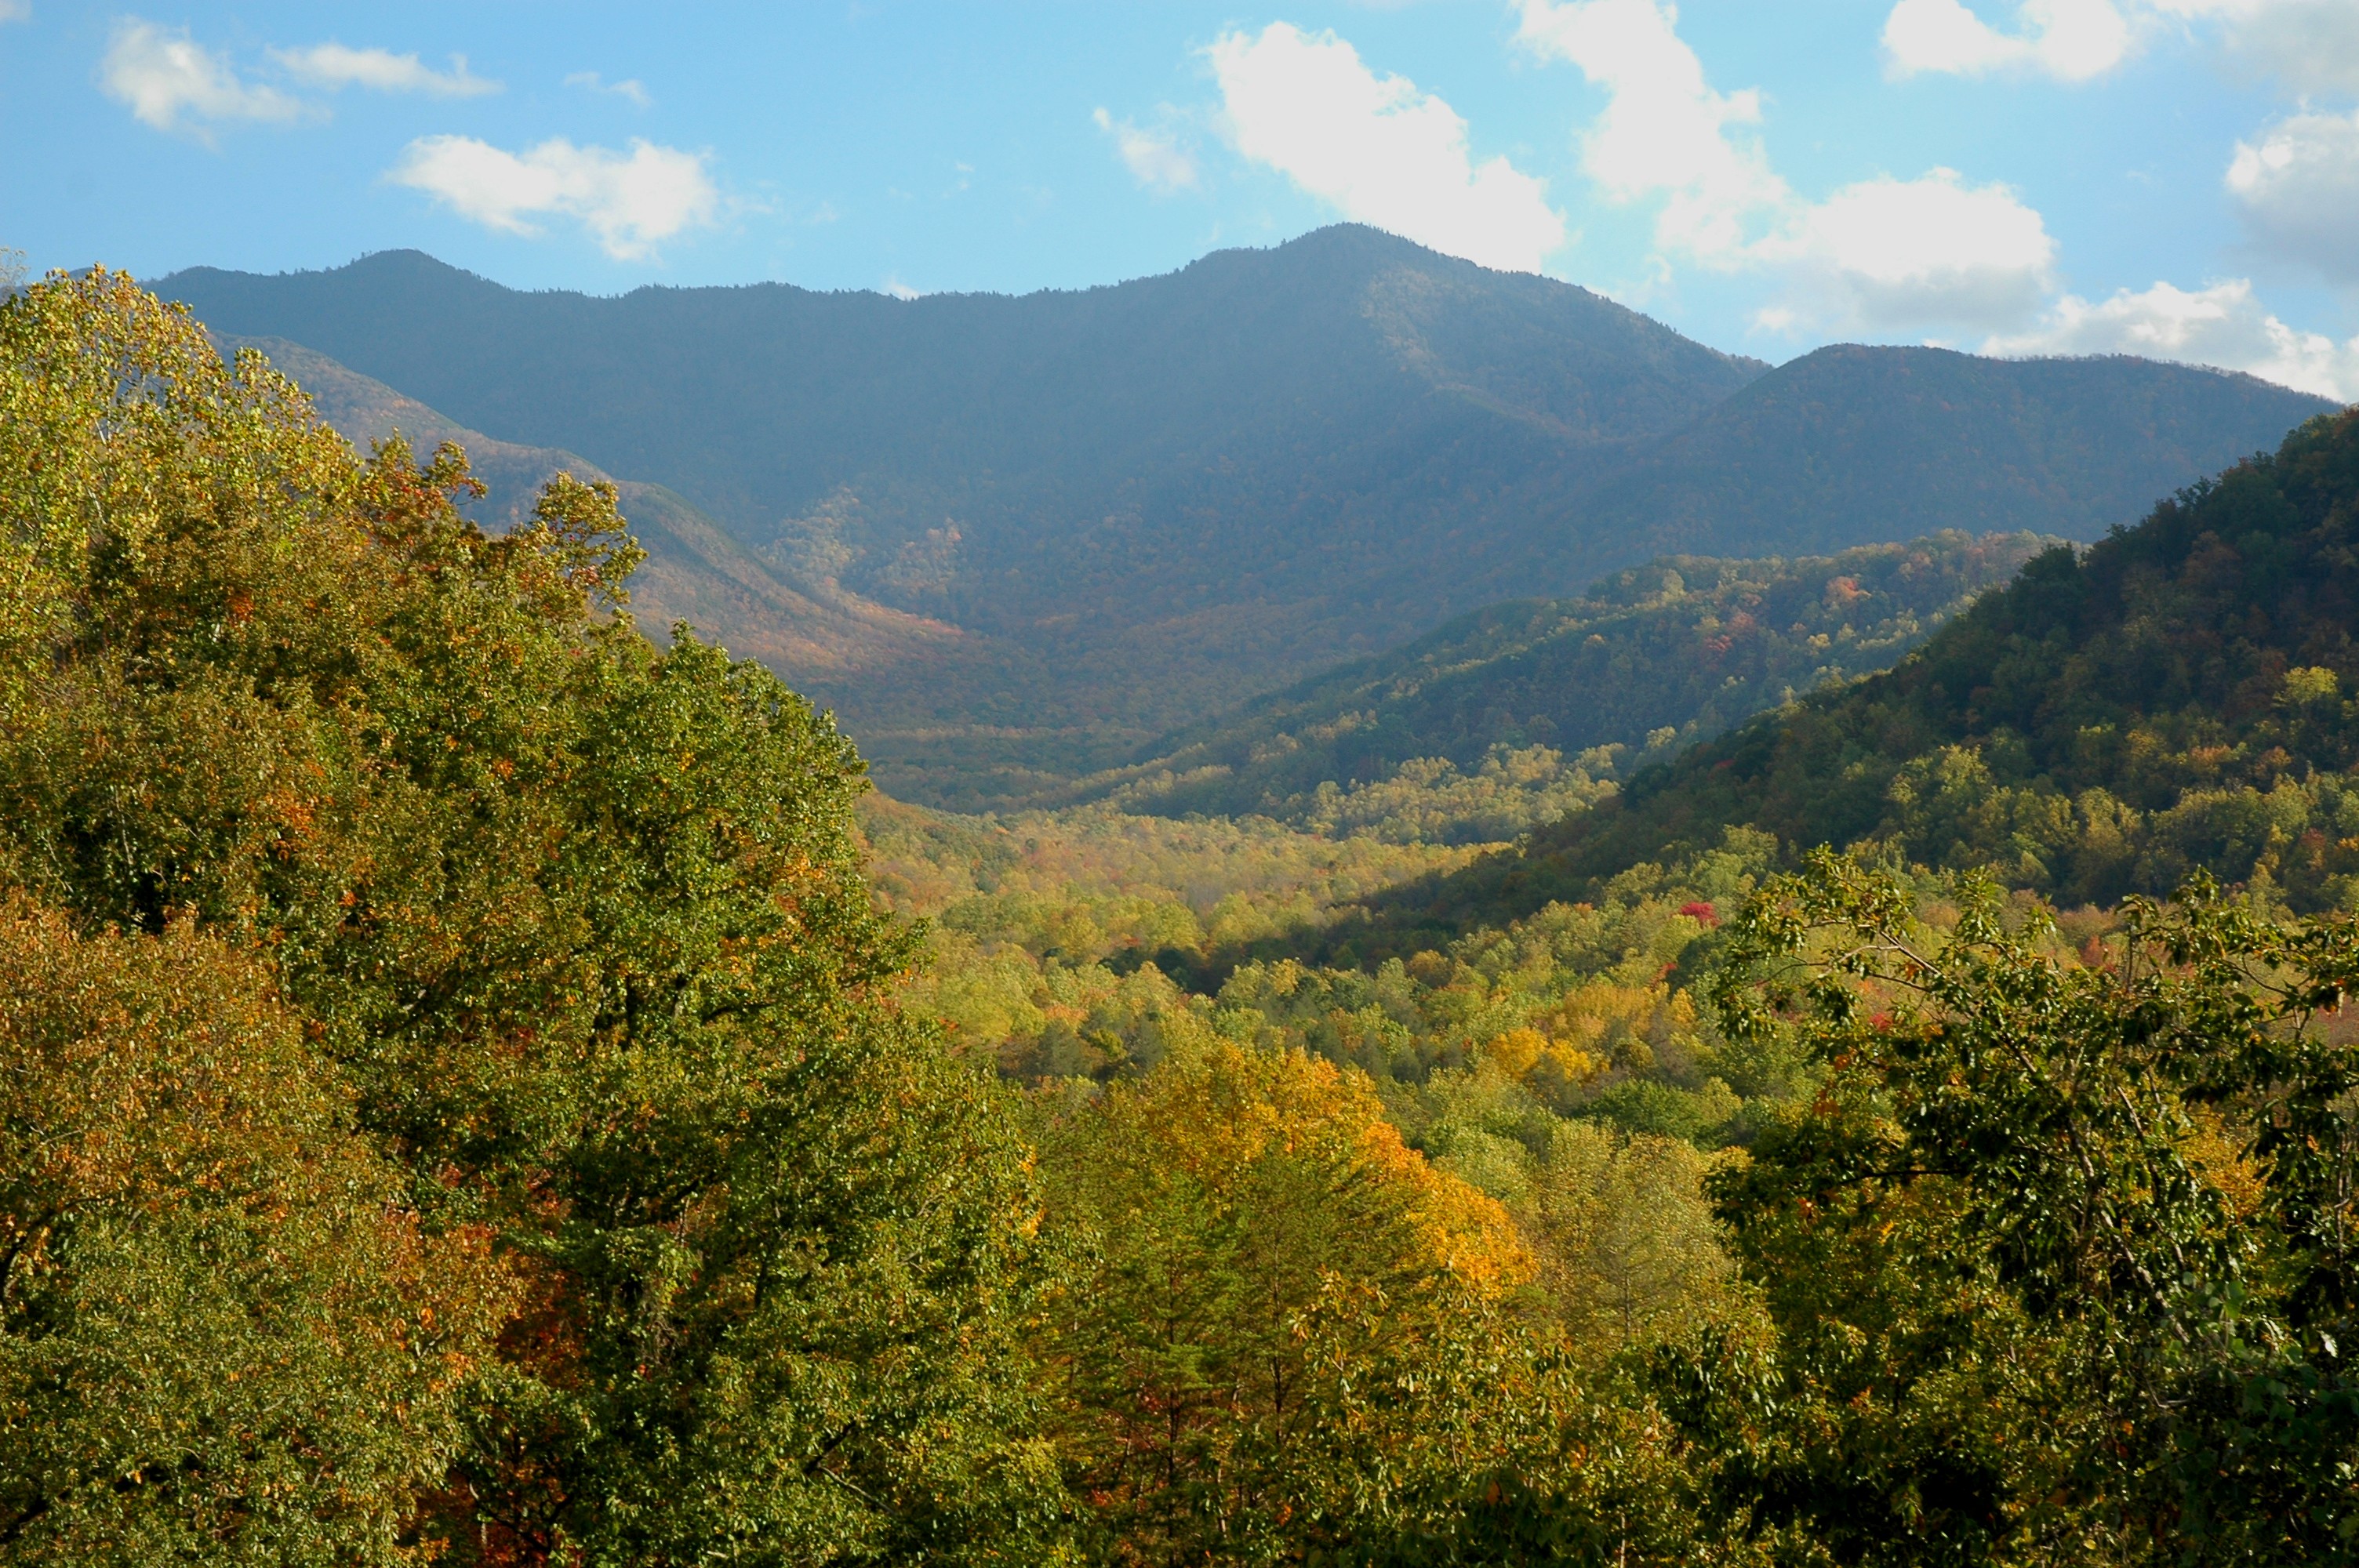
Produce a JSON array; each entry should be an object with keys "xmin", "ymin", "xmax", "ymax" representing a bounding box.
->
[
  {"xmin": 157, "ymin": 228, "xmax": 2335, "ymax": 807},
  {"xmin": 225, "ymin": 335, "xmax": 957, "ymax": 681},
  {"xmin": 1478, "ymin": 344, "xmax": 2333, "ymax": 586}
]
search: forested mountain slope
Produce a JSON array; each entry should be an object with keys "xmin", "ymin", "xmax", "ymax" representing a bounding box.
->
[
  {"xmin": 1377, "ymin": 407, "xmax": 2359, "ymax": 942},
  {"xmin": 158, "ymin": 229, "xmax": 1759, "ymax": 778},
  {"xmin": 1486, "ymin": 344, "xmax": 2330, "ymax": 581},
  {"xmin": 1090, "ymin": 531, "xmax": 2046, "ymax": 837},
  {"xmin": 157, "ymin": 229, "xmax": 2331, "ymax": 806}
]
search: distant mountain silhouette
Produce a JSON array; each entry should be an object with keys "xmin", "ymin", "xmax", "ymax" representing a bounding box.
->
[
  {"xmin": 1485, "ymin": 343, "xmax": 2330, "ymax": 584},
  {"xmin": 155, "ymin": 227, "xmax": 2336, "ymax": 807}
]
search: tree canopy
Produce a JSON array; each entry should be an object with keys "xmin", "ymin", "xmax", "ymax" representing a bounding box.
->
[{"xmin": 0, "ymin": 269, "xmax": 1058, "ymax": 1565}]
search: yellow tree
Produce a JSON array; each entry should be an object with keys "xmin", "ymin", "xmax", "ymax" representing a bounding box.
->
[{"xmin": 1034, "ymin": 1031, "xmax": 1531, "ymax": 1559}]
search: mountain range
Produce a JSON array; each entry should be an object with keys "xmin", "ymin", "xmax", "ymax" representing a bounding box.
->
[{"xmin": 154, "ymin": 226, "xmax": 2335, "ymax": 808}]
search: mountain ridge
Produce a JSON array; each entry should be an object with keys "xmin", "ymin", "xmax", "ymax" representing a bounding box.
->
[
  {"xmin": 155, "ymin": 228, "xmax": 2336, "ymax": 807},
  {"xmin": 1079, "ymin": 528, "xmax": 2051, "ymax": 839},
  {"xmin": 220, "ymin": 333, "xmax": 961, "ymax": 681}
]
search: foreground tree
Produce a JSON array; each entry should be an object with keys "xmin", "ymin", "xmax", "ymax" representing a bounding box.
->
[
  {"xmin": 1666, "ymin": 851, "xmax": 2359, "ymax": 1565},
  {"xmin": 1033, "ymin": 1033, "xmax": 1757, "ymax": 1564},
  {"xmin": 0, "ymin": 901, "xmax": 507, "ymax": 1566},
  {"xmin": 0, "ymin": 270, "xmax": 1062, "ymax": 1563}
]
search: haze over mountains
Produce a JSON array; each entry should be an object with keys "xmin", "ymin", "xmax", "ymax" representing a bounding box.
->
[{"xmin": 155, "ymin": 225, "xmax": 2336, "ymax": 807}]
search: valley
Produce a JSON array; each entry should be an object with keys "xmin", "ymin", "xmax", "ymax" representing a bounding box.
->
[{"xmin": 10, "ymin": 238, "xmax": 2354, "ymax": 1563}]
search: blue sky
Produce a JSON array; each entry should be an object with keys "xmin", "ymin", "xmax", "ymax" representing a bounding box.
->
[{"xmin": 3, "ymin": 2, "xmax": 2356, "ymax": 394}]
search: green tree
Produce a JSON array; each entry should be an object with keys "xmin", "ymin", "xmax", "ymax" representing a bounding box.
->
[
  {"xmin": 0, "ymin": 269, "xmax": 1063, "ymax": 1563},
  {"xmin": 0, "ymin": 899, "xmax": 508, "ymax": 1566},
  {"xmin": 1663, "ymin": 851, "xmax": 2359, "ymax": 1565}
]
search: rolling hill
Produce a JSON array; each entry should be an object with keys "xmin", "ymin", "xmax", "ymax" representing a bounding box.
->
[
  {"xmin": 156, "ymin": 228, "xmax": 2335, "ymax": 807},
  {"xmin": 1083, "ymin": 530, "xmax": 2048, "ymax": 833},
  {"xmin": 1356, "ymin": 405, "xmax": 2359, "ymax": 951}
]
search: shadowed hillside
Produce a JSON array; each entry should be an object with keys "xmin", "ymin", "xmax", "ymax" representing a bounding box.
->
[
  {"xmin": 1484, "ymin": 343, "xmax": 2328, "ymax": 583},
  {"xmin": 224, "ymin": 335, "xmax": 960, "ymax": 681},
  {"xmin": 1085, "ymin": 530, "xmax": 2048, "ymax": 838}
]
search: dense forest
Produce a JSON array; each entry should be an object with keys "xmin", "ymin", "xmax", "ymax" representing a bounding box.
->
[
  {"xmin": 154, "ymin": 228, "xmax": 2329, "ymax": 805},
  {"xmin": 1377, "ymin": 403, "xmax": 2359, "ymax": 943},
  {"xmin": 9, "ymin": 270, "xmax": 2359, "ymax": 1566},
  {"xmin": 1085, "ymin": 530, "xmax": 2046, "ymax": 836}
]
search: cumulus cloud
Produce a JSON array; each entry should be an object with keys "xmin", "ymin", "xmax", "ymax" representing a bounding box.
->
[
  {"xmin": 1882, "ymin": 0, "xmax": 2134, "ymax": 81},
  {"xmin": 2227, "ymin": 108, "xmax": 2359, "ymax": 285},
  {"xmin": 270, "ymin": 42, "xmax": 497, "ymax": 96},
  {"xmin": 566, "ymin": 71, "xmax": 652, "ymax": 107},
  {"xmin": 2151, "ymin": 0, "xmax": 2359, "ymax": 93},
  {"xmin": 1207, "ymin": 22, "xmax": 1568, "ymax": 273},
  {"xmin": 1988, "ymin": 278, "xmax": 2359, "ymax": 399},
  {"xmin": 1761, "ymin": 169, "xmax": 2058, "ymax": 330},
  {"xmin": 1515, "ymin": 0, "xmax": 2055, "ymax": 330},
  {"xmin": 1514, "ymin": 0, "xmax": 1787, "ymax": 260},
  {"xmin": 1093, "ymin": 108, "xmax": 1198, "ymax": 192},
  {"xmin": 390, "ymin": 136, "xmax": 720, "ymax": 260},
  {"xmin": 100, "ymin": 19, "xmax": 303, "ymax": 138}
]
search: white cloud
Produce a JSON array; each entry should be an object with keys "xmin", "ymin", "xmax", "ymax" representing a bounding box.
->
[
  {"xmin": 1516, "ymin": 0, "xmax": 2055, "ymax": 330},
  {"xmin": 0, "ymin": 2, "xmax": 29, "ymax": 24},
  {"xmin": 1882, "ymin": 0, "xmax": 2134, "ymax": 81},
  {"xmin": 1761, "ymin": 169, "xmax": 2057, "ymax": 329},
  {"xmin": 1093, "ymin": 107, "xmax": 1198, "ymax": 192},
  {"xmin": 1989, "ymin": 278, "xmax": 2359, "ymax": 399},
  {"xmin": 1207, "ymin": 22, "xmax": 1568, "ymax": 273},
  {"xmin": 2154, "ymin": 0, "xmax": 2359, "ymax": 93},
  {"xmin": 1514, "ymin": 0, "xmax": 1787, "ymax": 261},
  {"xmin": 2227, "ymin": 108, "xmax": 2359, "ymax": 285},
  {"xmin": 390, "ymin": 136, "xmax": 720, "ymax": 260},
  {"xmin": 1881, "ymin": 0, "xmax": 2359, "ymax": 91},
  {"xmin": 2226, "ymin": 2, "xmax": 2359, "ymax": 95},
  {"xmin": 566, "ymin": 70, "xmax": 652, "ymax": 107},
  {"xmin": 271, "ymin": 43, "xmax": 497, "ymax": 96},
  {"xmin": 100, "ymin": 19, "xmax": 302, "ymax": 138}
]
